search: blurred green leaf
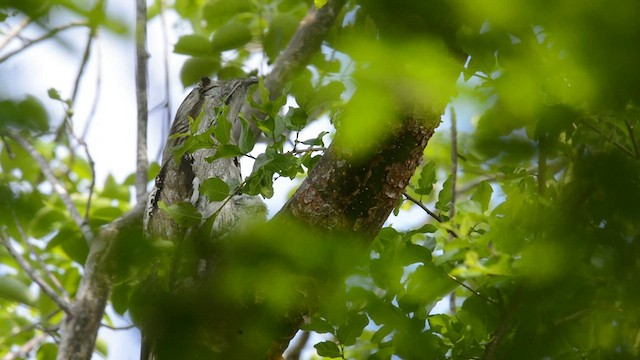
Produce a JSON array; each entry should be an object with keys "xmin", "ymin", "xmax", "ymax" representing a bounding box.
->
[
  {"xmin": 336, "ymin": 312, "xmax": 368, "ymax": 346},
  {"xmin": 174, "ymin": 34, "xmax": 212, "ymax": 56},
  {"xmin": 180, "ymin": 57, "xmax": 220, "ymax": 87},
  {"xmin": 0, "ymin": 275, "xmax": 34, "ymax": 305},
  {"xmin": 471, "ymin": 180, "xmax": 493, "ymax": 213},
  {"xmin": 314, "ymin": 341, "xmax": 341, "ymax": 358},
  {"xmin": 210, "ymin": 20, "xmax": 252, "ymax": 52}
]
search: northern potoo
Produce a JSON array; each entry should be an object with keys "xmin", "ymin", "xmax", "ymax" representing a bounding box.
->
[{"xmin": 139, "ymin": 77, "xmax": 266, "ymax": 360}]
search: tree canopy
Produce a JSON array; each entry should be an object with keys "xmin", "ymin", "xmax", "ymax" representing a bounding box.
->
[{"xmin": 0, "ymin": 0, "xmax": 639, "ymax": 359}]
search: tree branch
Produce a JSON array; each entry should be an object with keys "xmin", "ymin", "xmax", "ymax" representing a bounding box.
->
[
  {"xmin": 0, "ymin": 229, "xmax": 72, "ymax": 314},
  {"xmin": 239, "ymin": 0, "xmax": 347, "ymax": 139},
  {"xmin": 8, "ymin": 131, "xmax": 94, "ymax": 244},
  {"xmin": 135, "ymin": 0, "xmax": 149, "ymax": 203},
  {"xmin": 0, "ymin": 16, "xmax": 32, "ymax": 52},
  {"xmin": 0, "ymin": 21, "xmax": 88, "ymax": 64},
  {"xmin": 57, "ymin": 203, "xmax": 145, "ymax": 360}
]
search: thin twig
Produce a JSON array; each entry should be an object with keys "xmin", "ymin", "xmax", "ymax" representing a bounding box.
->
[
  {"xmin": 13, "ymin": 214, "xmax": 68, "ymax": 299},
  {"xmin": 135, "ymin": 0, "xmax": 150, "ymax": 204},
  {"xmin": 449, "ymin": 106, "xmax": 458, "ymax": 314},
  {"xmin": 0, "ymin": 22, "xmax": 88, "ymax": 64},
  {"xmin": 100, "ymin": 323, "xmax": 136, "ymax": 331},
  {"xmin": 289, "ymin": 146, "xmax": 326, "ymax": 154},
  {"xmin": 8, "ymin": 131, "xmax": 94, "ymax": 243},
  {"xmin": 625, "ymin": 120, "xmax": 639, "ymax": 159},
  {"xmin": 0, "ymin": 229, "xmax": 72, "ymax": 314},
  {"xmin": 402, "ymin": 192, "xmax": 459, "ymax": 238},
  {"xmin": 446, "ymin": 274, "xmax": 498, "ymax": 305},
  {"xmin": 580, "ymin": 118, "xmax": 636, "ymax": 158},
  {"xmin": 403, "ymin": 191, "xmax": 442, "ymax": 222},
  {"xmin": 159, "ymin": 0, "xmax": 173, "ymax": 147},
  {"xmin": 285, "ymin": 331, "xmax": 311, "ymax": 360},
  {"xmin": 0, "ymin": 16, "xmax": 32, "ymax": 52},
  {"xmin": 81, "ymin": 33, "xmax": 104, "ymax": 140},
  {"xmin": 8, "ymin": 310, "xmax": 61, "ymax": 339}
]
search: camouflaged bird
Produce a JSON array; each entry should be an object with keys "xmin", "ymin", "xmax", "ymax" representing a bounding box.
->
[{"xmin": 140, "ymin": 77, "xmax": 267, "ymax": 360}]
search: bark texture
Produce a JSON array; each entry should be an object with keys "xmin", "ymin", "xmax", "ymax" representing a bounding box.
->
[{"xmin": 57, "ymin": 203, "xmax": 145, "ymax": 360}]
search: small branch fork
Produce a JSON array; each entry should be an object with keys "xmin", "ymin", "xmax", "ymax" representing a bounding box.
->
[{"xmin": 0, "ymin": 21, "xmax": 89, "ymax": 64}]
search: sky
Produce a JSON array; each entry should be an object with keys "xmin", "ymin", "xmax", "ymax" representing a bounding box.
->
[{"xmin": 1, "ymin": 0, "xmax": 482, "ymax": 358}]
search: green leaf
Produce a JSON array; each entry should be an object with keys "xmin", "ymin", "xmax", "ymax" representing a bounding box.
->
[
  {"xmin": 200, "ymin": 177, "xmax": 230, "ymax": 201},
  {"xmin": 101, "ymin": 174, "xmax": 130, "ymax": 201},
  {"xmin": 436, "ymin": 175, "xmax": 453, "ymax": 212},
  {"xmin": 95, "ymin": 338, "xmax": 109, "ymax": 357},
  {"xmin": 471, "ymin": 180, "xmax": 493, "ymax": 212},
  {"xmin": 159, "ymin": 202, "xmax": 202, "ymax": 226},
  {"xmin": 174, "ymin": 34, "xmax": 212, "ymax": 56},
  {"xmin": 36, "ymin": 343, "xmax": 58, "ymax": 360},
  {"xmin": 263, "ymin": 13, "xmax": 299, "ymax": 61},
  {"xmin": 238, "ymin": 117, "xmax": 257, "ymax": 153},
  {"xmin": 210, "ymin": 20, "xmax": 252, "ymax": 52},
  {"xmin": 314, "ymin": 0, "xmax": 328, "ymax": 9},
  {"xmin": 0, "ymin": 275, "xmax": 34, "ymax": 305},
  {"xmin": 371, "ymin": 325, "xmax": 393, "ymax": 344},
  {"xmin": 205, "ymin": 144, "xmax": 243, "ymax": 162},
  {"xmin": 301, "ymin": 316, "xmax": 335, "ymax": 334},
  {"xmin": 180, "ymin": 57, "xmax": 220, "ymax": 87},
  {"xmin": 202, "ymin": 0, "xmax": 253, "ymax": 29},
  {"xmin": 416, "ymin": 161, "xmax": 437, "ymax": 195},
  {"xmin": 314, "ymin": 341, "xmax": 342, "ymax": 358},
  {"xmin": 214, "ymin": 108, "xmax": 232, "ymax": 145},
  {"xmin": 336, "ymin": 312, "xmax": 368, "ymax": 346},
  {"xmin": 47, "ymin": 88, "xmax": 62, "ymax": 101}
]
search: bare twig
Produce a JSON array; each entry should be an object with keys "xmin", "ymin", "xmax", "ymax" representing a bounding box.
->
[
  {"xmin": 580, "ymin": 118, "xmax": 636, "ymax": 158},
  {"xmin": 625, "ymin": 120, "xmax": 639, "ymax": 159},
  {"xmin": 70, "ymin": 2, "xmax": 102, "ymax": 107},
  {"xmin": 446, "ymin": 274, "xmax": 497, "ymax": 305},
  {"xmin": 289, "ymin": 146, "xmax": 326, "ymax": 154},
  {"xmin": 8, "ymin": 131, "xmax": 94, "ymax": 244},
  {"xmin": 0, "ymin": 229, "xmax": 72, "ymax": 314},
  {"xmin": 285, "ymin": 331, "xmax": 311, "ymax": 360},
  {"xmin": 135, "ymin": 0, "xmax": 150, "ymax": 203},
  {"xmin": 2, "ymin": 333, "xmax": 49, "ymax": 360},
  {"xmin": 403, "ymin": 191, "xmax": 443, "ymax": 222},
  {"xmin": 0, "ymin": 22, "xmax": 88, "ymax": 64},
  {"xmin": 159, "ymin": 0, "xmax": 173, "ymax": 147},
  {"xmin": 100, "ymin": 323, "xmax": 136, "ymax": 331},
  {"xmin": 80, "ymin": 33, "xmax": 104, "ymax": 140},
  {"xmin": 13, "ymin": 214, "xmax": 68, "ymax": 298},
  {"xmin": 8, "ymin": 310, "xmax": 61, "ymax": 339},
  {"xmin": 0, "ymin": 16, "xmax": 32, "ymax": 52}
]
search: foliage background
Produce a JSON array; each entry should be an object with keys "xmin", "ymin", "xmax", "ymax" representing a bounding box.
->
[{"xmin": 0, "ymin": 0, "xmax": 639, "ymax": 359}]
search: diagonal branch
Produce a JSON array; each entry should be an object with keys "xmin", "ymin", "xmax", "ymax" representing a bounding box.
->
[
  {"xmin": 0, "ymin": 16, "xmax": 32, "ymax": 52},
  {"xmin": 13, "ymin": 214, "xmax": 68, "ymax": 299},
  {"xmin": 0, "ymin": 229, "xmax": 72, "ymax": 314},
  {"xmin": 0, "ymin": 21, "xmax": 88, "ymax": 64},
  {"xmin": 8, "ymin": 131, "xmax": 94, "ymax": 244}
]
